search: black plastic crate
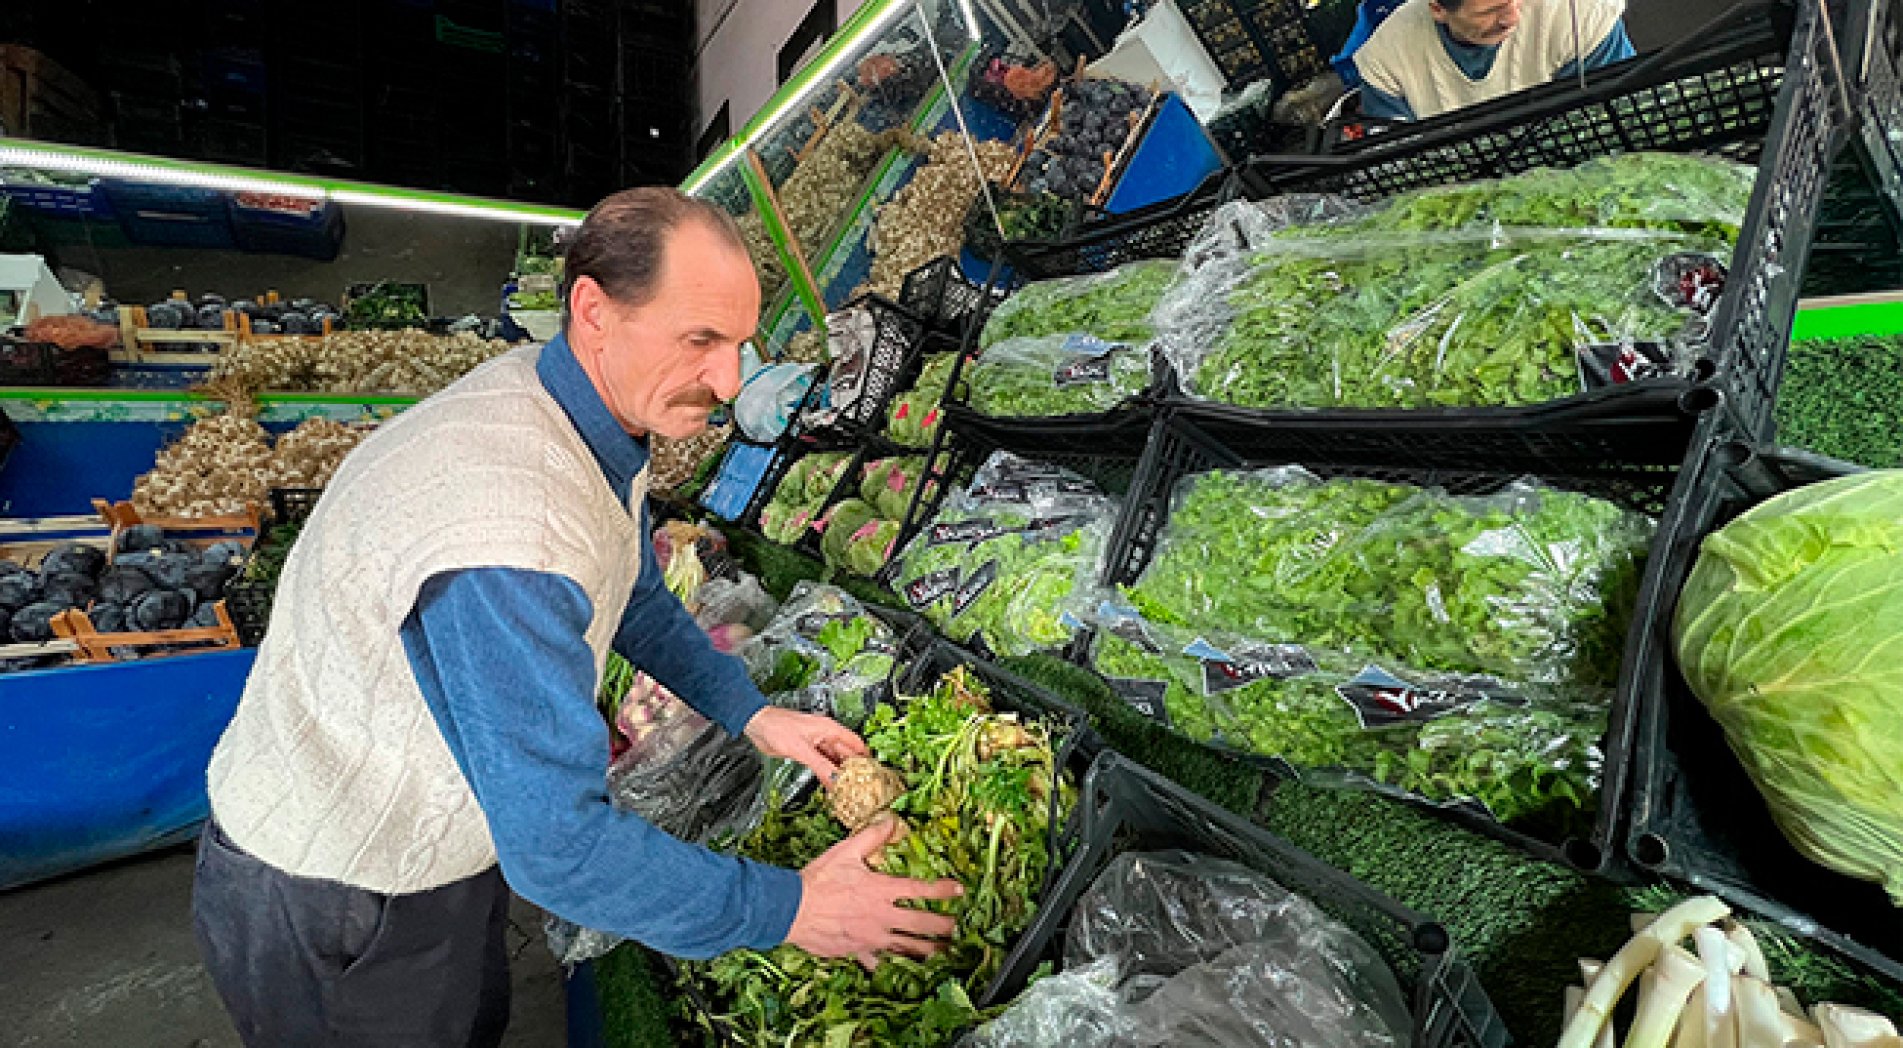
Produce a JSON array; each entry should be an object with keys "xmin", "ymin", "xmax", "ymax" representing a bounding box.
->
[
  {"xmin": 1170, "ymin": 381, "xmax": 1722, "ymax": 477},
  {"xmin": 1003, "ymin": 167, "xmax": 1246, "ymax": 280},
  {"xmin": 1177, "ymin": 0, "xmax": 1329, "ymax": 88},
  {"xmin": 793, "ymin": 295, "xmax": 929, "ymax": 440},
  {"xmin": 1099, "ymin": 410, "xmax": 1696, "ymax": 871},
  {"xmin": 225, "ymin": 487, "xmax": 322, "ymax": 646},
  {"xmin": 1241, "ymin": 0, "xmax": 1860, "ymax": 438},
  {"xmin": 981, "ymin": 751, "xmax": 1510, "ymax": 1048},
  {"xmin": 0, "ymin": 340, "xmax": 109, "ymax": 387},
  {"xmin": 1622, "ymin": 437, "xmax": 1903, "ymax": 984},
  {"xmin": 898, "ymin": 256, "xmax": 1006, "ymax": 338}
]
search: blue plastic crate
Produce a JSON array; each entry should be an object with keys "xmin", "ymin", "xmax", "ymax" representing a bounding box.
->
[
  {"xmin": 102, "ymin": 180, "xmax": 236, "ymax": 250},
  {"xmin": 0, "ymin": 180, "xmax": 113, "ymax": 218}
]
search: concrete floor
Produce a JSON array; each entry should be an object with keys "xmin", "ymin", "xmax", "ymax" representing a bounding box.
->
[{"xmin": 0, "ymin": 842, "xmax": 570, "ymax": 1048}]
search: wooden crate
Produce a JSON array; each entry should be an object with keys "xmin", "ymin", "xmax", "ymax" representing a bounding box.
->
[
  {"xmin": 0, "ymin": 501, "xmax": 258, "ymax": 666},
  {"xmin": 112, "ymin": 305, "xmax": 338, "ymax": 365}
]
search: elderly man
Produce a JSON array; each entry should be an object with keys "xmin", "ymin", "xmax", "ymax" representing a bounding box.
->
[
  {"xmin": 1355, "ymin": 0, "xmax": 1635, "ymax": 121},
  {"xmin": 191, "ymin": 187, "xmax": 961, "ymax": 1047}
]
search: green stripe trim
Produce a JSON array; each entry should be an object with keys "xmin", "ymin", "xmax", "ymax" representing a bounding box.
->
[
  {"xmin": 1792, "ymin": 295, "xmax": 1903, "ymax": 340},
  {"xmin": 0, "ymin": 137, "xmax": 584, "ymax": 223}
]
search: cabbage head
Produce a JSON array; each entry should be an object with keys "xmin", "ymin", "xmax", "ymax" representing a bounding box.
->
[{"xmin": 1673, "ymin": 469, "xmax": 1903, "ymax": 903}]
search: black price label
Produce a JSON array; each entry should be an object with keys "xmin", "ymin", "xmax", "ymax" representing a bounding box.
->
[
  {"xmin": 1197, "ymin": 642, "xmax": 1318, "ymax": 695},
  {"xmin": 1052, "ymin": 352, "xmax": 1116, "ymax": 388},
  {"xmin": 950, "ymin": 559, "xmax": 999, "ymax": 619},
  {"xmin": 1578, "ymin": 340, "xmax": 1674, "ymax": 387},
  {"xmin": 1653, "ymin": 252, "xmax": 1729, "ymax": 314},
  {"xmin": 926, "ymin": 518, "xmax": 1014, "ymax": 548},
  {"xmin": 793, "ymin": 610, "xmax": 856, "ymax": 638},
  {"xmin": 1332, "ymin": 665, "xmax": 1521, "ymax": 728},
  {"xmin": 903, "ymin": 568, "xmax": 961, "ymax": 609},
  {"xmin": 1108, "ymin": 677, "xmax": 1172, "ymax": 726}
]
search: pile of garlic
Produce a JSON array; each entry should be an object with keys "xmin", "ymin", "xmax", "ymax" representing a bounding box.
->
[
  {"xmin": 212, "ymin": 330, "xmax": 509, "ymax": 396},
  {"xmin": 1560, "ymin": 897, "xmax": 1901, "ymax": 1048},
  {"xmin": 650, "ymin": 423, "xmax": 732, "ymax": 492},
  {"xmin": 132, "ymin": 415, "xmax": 371, "ymax": 518},
  {"xmin": 270, "ymin": 418, "xmax": 367, "ymax": 489},
  {"xmin": 865, "ymin": 132, "xmax": 1016, "ymax": 298},
  {"xmin": 132, "ymin": 413, "xmax": 278, "ymax": 518},
  {"xmin": 737, "ymin": 211, "xmax": 788, "ymax": 303},
  {"xmin": 778, "ymin": 123, "xmax": 902, "ymax": 253}
]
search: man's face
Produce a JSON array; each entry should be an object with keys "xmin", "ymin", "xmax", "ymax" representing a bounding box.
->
[
  {"xmin": 568, "ymin": 219, "xmax": 760, "ymax": 441},
  {"xmin": 1433, "ymin": 0, "xmax": 1521, "ymax": 47}
]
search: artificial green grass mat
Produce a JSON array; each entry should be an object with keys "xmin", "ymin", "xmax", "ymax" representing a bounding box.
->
[{"xmin": 1776, "ymin": 335, "xmax": 1903, "ymax": 467}]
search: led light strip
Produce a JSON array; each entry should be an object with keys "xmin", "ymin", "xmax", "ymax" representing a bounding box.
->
[
  {"xmin": 0, "ymin": 139, "xmax": 585, "ymax": 226},
  {"xmin": 682, "ymin": 0, "xmax": 954, "ymax": 194}
]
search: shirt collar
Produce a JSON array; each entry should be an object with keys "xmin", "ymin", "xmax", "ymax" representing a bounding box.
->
[
  {"xmin": 535, "ymin": 333, "xmax": 649, "ymax": 508},
  {"xmin": 1437, "ymin": 21, "xmax": 1501, "ymax": 80}
]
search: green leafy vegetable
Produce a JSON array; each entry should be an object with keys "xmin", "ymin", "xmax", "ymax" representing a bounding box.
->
[
  {"xmin": 1673, "ymin": 468, "xmax": 1903, "ymax": 903},
  {"xmin": 965, "ymin": 335, "xmax": 1150, "ymax": 418},
  {"xmin": 978, "ymin": 260, "xmax": 1177, "ymax": 349},
  {"xmin": 1165, "ymin": 152, "xmax": 1753, "ymax": 410},
  {"xmin": 1127, "ymin": 467, "xmax": 1652, "ymax": 686},
  {"xmin": 682, "ymin": 667, "xmax": 1075, "ymax": 1047},
  {"xmin": 892, "ymin": 453, "xmax": 1115, "ymax": 657}
]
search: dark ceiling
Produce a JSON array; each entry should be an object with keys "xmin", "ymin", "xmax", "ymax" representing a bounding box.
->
[{"xmin": 0, "ymin": 0, "xmax": 696, "ymax": 207}]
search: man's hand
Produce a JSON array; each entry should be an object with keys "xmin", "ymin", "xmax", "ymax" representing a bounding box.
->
[
  {"xmin": 744, "ymin": 706, "xmax": 867, "ymax": 786},
  {"xmin": 786, "ymin": 814, "xmax": 962, "ymax": 970}
]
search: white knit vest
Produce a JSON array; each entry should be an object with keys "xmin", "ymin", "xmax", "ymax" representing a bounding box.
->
[
  {"xmin": 1356, "ymin": 0, "xmax": 1625, "ymax": 120},
  {"xmin": 206, "ymin": 346, "xmax": 647, "ymax": 894}
]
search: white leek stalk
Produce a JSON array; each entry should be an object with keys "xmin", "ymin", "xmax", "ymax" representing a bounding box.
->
[
  {"xmin": 1680, "ymin": 984, "xmax": 1713, "ymax": 1048},
  {"xmin": 1698, "ymin": 926, "xmax": 1740, "ymax": 1048},
  {"xmin": 1626, "ymin": 945, "xmax": 1708, "ymax": 1048},
  {"xmin": 1559, "ymin": 897, "xmax": 1732, "ymax": 1048},
  {"xmin": 1815, "ymin": 1004, "xmax": 1900, "ymax": 1048},
  {"xmin": 1727, "ymin": 923, "xmax": 1771, "ymax": 982},
  {"xmin": 1738, "ymin": 976, "xmax": 1793, "ymax": 1048},
  {"xmin": 1580, "ymin": 960, "xmax": 1616, "ymax": 1048}
]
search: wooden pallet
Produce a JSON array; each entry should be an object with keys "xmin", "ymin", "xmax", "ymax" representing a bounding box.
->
[{"xmin": 112, "ymin": 305, "xmax": 338, "ymax": 366}]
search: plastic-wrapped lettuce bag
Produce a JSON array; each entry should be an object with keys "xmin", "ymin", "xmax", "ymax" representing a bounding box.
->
[
  {"xmin": 816, "ymin": 498, "xmax": 900, "ymax": 577},
  {"xmin": 963, "ymin": 851, "xmax": 1410, "ymax": 1048},
  {"xmin": 738, "ymin": 580, "xmax": 897, "ymax": 727},
  {"xmin": 892, "ymin": 451, "xmax": 1116, "ymax": 657},
  {"xmin": 757, "ymin": 451, "xmax": 852, "ymax": 543},
  {"xmin": 1158, "ymin": 221, "xmax": 1728, "ymax": 411},
  {"xmin": 1088, "ymin": 606, "xmax": 1607, "ymax": 827},
  {"xmin": 860, "ymin": 455, "xmax": 936, "ymax": 519},
  {"xmin": 1125, "ymin": 466, "xmax": 1653, "ymax": 687},
  {"xmin": 964, "ymin": 334, "xmax": 1152, "ymax": 418},
  {"xmin": 978, "ymin": 259, "xmax": 1179, "ymax": 349},
  {"xmin": 887, "ymin": 353, "xmax": 958, "ymax": 447}
]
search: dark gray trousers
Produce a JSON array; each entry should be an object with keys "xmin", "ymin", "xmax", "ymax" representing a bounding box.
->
[{"xmin": 191, "ymin": 818, "xmax": 512, "ymax": 1048}]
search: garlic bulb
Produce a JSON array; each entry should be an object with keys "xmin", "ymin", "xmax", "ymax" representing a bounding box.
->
[{"xmin": 865, "ymin": 132, "xmax": 1016, "ymax": 298}]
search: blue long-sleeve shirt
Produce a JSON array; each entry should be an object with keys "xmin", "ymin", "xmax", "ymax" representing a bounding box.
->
[
  {"xmin": 1361, "ymin": 20, "xmax": 1635, "ymax": 120},
  {"xmin": 397, "ymin": 334, "xmax": 801, "ymax": 960}
]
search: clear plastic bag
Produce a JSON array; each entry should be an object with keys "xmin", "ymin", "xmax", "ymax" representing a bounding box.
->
[
  {"xmin": 692, "ymin": 574, "xmax": 778, "ymax": 636},
  {"xmin": 859, "ymin": 455, "xmax": 934, "ymax": 519},
  {"xmin": 736, "ymin": 581, "xmax": 897, "ymax": 728},
  {"xmin": 1157, "ymin": 153, "xmax": 1755, "ymax": 412},
  {"xmin": 800, "ymin": 304, "xmax": 883, "ymax": 430},
  {"xmin": 1125, "ymin": 467, "xmax": 1654, "ymax": 687},
  {"xmin": 758, "ymin": 451, "xmax": 852, "ymax": 544},
  {"xmin": 964, "ymin": 334, "xmax": 1152, "ymax": 418},
  {"xmin": 1087, "ymin": 607, "xmax": 1608, "ymax": 826},
  {"xmin": 964, "ymin": 851, "xmax": 1411, "ymax": 1048},
  {"xmin": 978, "ymin": 259, "xmax": 1180, "ymax": 349},
  {"xmin": 891, "ymin": 452, "xmax": 1117, "ymax": 657}
]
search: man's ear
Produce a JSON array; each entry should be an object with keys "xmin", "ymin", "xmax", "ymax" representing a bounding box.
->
[
  {"xmin": 1428, "ymin": 0, "xmax": 1449, "ymax": 21},
  {"xmin": 567, "ymin": 276, "xmax": 607, "ymax": 343}
]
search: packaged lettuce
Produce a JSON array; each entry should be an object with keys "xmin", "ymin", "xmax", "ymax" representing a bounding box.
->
[
  {"xmin": 966, "ymin": 334, "xmax": 1151, "ymax": 418},
  {"xmin": 978, "ymin": 259, "xmax": 1178, "ymax": 349}
]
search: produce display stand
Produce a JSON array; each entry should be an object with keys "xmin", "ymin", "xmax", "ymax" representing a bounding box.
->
[{"xmin": 0, "ymin": 646, "xmax": 256, "ymax": 890}]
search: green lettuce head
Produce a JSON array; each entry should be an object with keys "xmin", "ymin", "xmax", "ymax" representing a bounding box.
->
[{"xmin": 1673, "ymin": 469, "xmax": 1903, "ymax": 903}]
